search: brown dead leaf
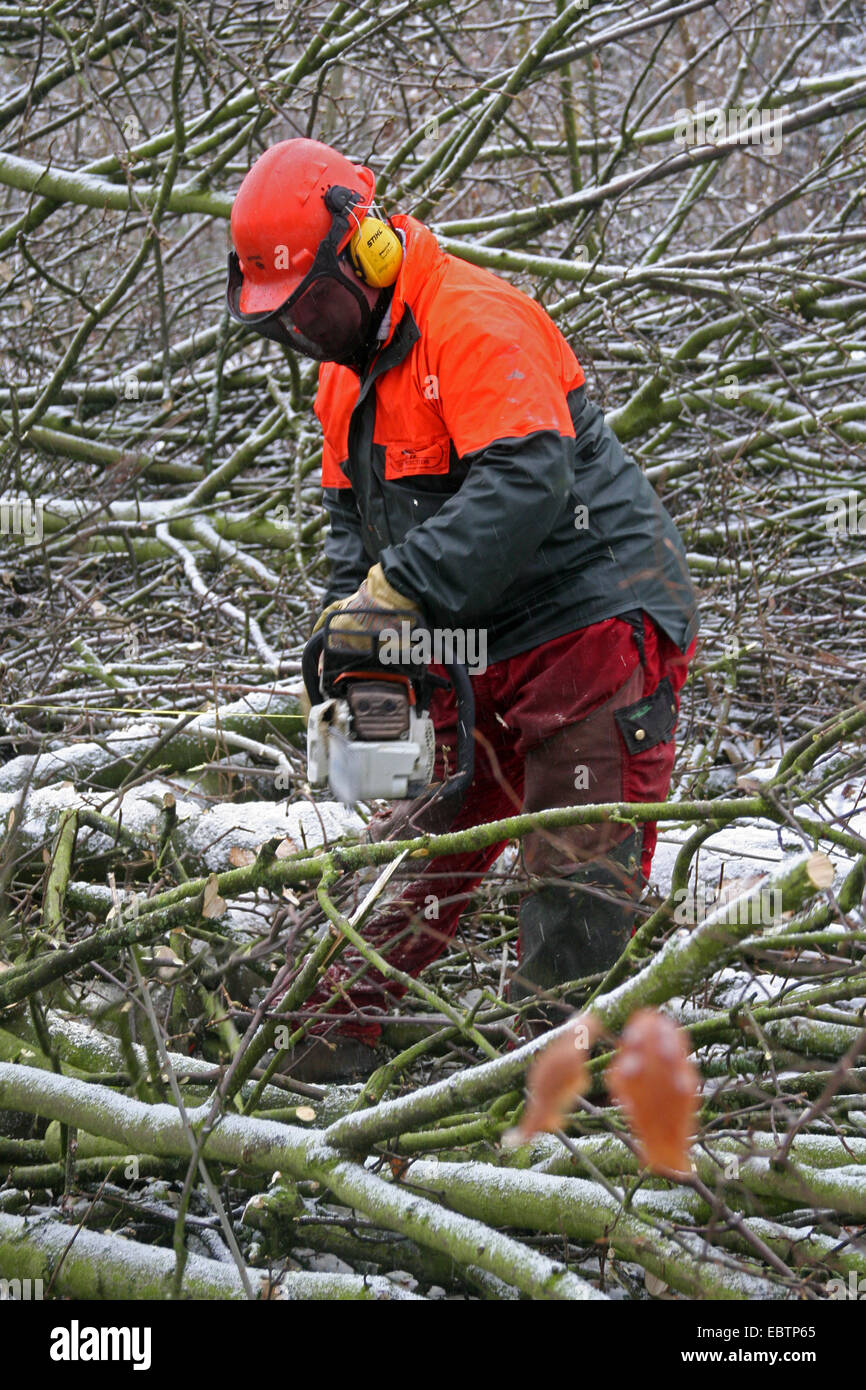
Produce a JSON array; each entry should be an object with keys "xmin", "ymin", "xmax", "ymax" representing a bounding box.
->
[
  {"xmin": 228, "ymin": 846, "xmax": 256, "ymax": 867},
  {"xmin": 606, "ymin": 1008, "xmax": 699, "ymax": 1176},
  {"xmin": 202, "ymin": 873, "xmax": 226, "ymax": 919},
  {"xmin": 503, "ymin": 1013, "xmax": 600, "ymax": 1145},
  {"xmin": 153, "ymin": 944, "xmax": 183, "ymax": 982}
]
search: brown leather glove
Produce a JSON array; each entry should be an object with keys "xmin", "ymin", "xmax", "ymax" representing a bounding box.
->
[{"xmin": 313, "ymin": 563, "xmax": 420, "ymax": 652}]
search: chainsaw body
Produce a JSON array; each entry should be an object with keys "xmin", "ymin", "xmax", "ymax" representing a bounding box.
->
[{"xmin": 303, "ymin": 610, "xmax": 474, "ymax": 810}]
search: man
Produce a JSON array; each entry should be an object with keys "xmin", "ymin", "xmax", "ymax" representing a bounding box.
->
[{"xmin": 228, "ymin": 138, "xmax": 699, "ymax": 1079}]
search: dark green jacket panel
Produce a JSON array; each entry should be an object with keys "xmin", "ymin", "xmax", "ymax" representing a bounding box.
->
[
  {"xmin": 379, "ymin": 387, "xmax": 698, "ymax": 661},
  {"xmin": 380, "ymin": 430, "xmax": 576, "ymax": 648},
  {"xmin": 556, "ymin": 387, "xmax": 699, "ymax": 654},
  {"xmin": 322, "ymin": 487, "xmax": 369, "ymax": 605},
  {"xmin": 321, "ymin": 370, "xmax": 699, "ymax": 661}
]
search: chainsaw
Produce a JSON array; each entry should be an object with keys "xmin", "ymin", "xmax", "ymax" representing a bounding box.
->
[{"xmin": 302, "ymin": 608, "xmax": 474, "ymax": 815}]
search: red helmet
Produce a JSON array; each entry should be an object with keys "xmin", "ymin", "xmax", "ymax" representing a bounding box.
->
[{"xmin": 230, "ymin": 139, "xmax": 376, "ymax": 315}]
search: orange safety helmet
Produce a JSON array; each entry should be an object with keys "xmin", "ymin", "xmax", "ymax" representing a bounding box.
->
[{"xmin": 230, "ymin": 139, "xmax": 376, "ymax": 315}]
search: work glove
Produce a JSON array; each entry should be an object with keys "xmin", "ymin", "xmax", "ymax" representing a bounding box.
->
[{"xmin": 311, "ymin": 563, "xmax": 420, "ymax": 652}]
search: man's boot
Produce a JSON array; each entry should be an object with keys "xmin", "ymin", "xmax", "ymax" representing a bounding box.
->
[{"xmin": 511, "ymin": 830, "xmax": 643, "ymax": 1029}]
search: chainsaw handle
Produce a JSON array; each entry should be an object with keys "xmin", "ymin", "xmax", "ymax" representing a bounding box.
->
[
  {"xmin": 443, "ymin": 661, "xmax": 475, "ymax": 800},
  {"xmin": 302, "ymin": 629, "xmax": 325, "ymax": 704}
]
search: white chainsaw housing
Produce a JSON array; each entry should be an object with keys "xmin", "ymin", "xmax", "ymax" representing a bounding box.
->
[{"xmin": 307, "ymin": 698, "xmax": 436, "ymax": 802}]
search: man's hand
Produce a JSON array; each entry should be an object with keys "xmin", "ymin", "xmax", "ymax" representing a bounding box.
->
[{"xmin": 312, "ymin": 563, "xmax": 420, "ymax": 651}]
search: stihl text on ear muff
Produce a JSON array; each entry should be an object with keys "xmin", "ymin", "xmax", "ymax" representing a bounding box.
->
[
  {"xmin": 325, "ymin": 185, "xmax": 403, "ymax": 289},
  {"xmin": 347, "ymin": 215, "xmax": 403, "ymax": 288}
]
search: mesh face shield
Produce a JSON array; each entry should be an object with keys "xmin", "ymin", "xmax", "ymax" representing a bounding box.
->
[{"xmin": 226, "ymin": 186, "xmax": 373, "ymax": 364}]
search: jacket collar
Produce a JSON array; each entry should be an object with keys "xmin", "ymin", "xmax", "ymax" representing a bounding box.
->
[{"xmin": 376, "ymin": 214, "xmax": 446, "ymax": 350}]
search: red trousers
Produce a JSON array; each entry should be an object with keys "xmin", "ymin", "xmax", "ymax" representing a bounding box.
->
[{"xmin": 301, "ymin": 612, "xmax": 695, "ymax": 1044}]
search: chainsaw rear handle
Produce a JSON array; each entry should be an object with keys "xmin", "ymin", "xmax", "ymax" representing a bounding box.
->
[{"xmin": 440, "ymin": 660, "xmax": 475, "ymax": 807}]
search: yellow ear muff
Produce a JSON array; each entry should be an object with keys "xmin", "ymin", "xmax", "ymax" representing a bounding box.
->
[{"xmin": 348, "ymin": 217, "xmax": 403, "ymax": 288}]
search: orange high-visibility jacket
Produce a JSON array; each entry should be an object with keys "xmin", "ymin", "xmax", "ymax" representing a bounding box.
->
[{"xmin": 315, "ymin": 215, "xmax": 698, "ymax": 661}]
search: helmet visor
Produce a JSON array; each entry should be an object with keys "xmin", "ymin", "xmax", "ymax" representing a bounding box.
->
[
  {"xmin": 227, "ymin": 253, "xmax": 368, "ymax": 363},
  {"xmin": 226, "ymin": 185, "xmax": 373, "ymax": 363},
  {"xmin": 278, "ymin": 273, "xmax": 367, "ymax": 361}
]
